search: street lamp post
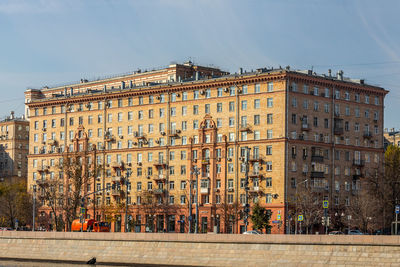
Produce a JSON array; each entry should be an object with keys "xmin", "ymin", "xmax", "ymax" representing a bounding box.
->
[
  {"xmin": 125, "ymin": 177, "xmax": 130, "ymax": 233},
  {"xmin": 192, "ymin": 166, "xmax": 200, "ymax": 234},
  {"xmin": 295, "ymin": 179, "xmax": 308, "ymax": 235},
  {"xmin": 32, "ymin": 185, "xmax": 36, "ymax": 232}
]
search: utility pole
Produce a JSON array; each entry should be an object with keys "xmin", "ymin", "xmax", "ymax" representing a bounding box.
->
[
  {"xmin": 32, "ymin": 185, "xmax": 36, "ymax": 232},
  {"xmin": 192, "ymin": 166, "xmax": 200, "ymax": 234}
]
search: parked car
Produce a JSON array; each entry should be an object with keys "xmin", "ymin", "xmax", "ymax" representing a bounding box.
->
[
  {"xmin": 243, "ymin": 230, "xmax": 262, "ymax": 235},
  {"xmin": 328, "ymin": 231, "xmax": 345, "ymax": 235},
  {"xmin": 348, "ymin": 230, "xmax": 364, "ymax": 235}
]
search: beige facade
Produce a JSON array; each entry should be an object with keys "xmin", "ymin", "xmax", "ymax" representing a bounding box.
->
[
  {"xmin": 25, "ymin": 63, "xmax": 388, "ymax": 233},
  {"xmin": 0, "ymin": 112, "xmax": 29, "ymax": 183}
]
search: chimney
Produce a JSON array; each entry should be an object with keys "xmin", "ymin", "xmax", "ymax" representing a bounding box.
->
[
  {"xmin": 10, "ymin": 111, "xmax": 14, "ymax": 120},
  {"xmin": 239, "ymin": 68, "xmax": 243, "ymax": 75},
  {"xmin": 103, "ymin": 85, "xmax": 107, "ymax": 92},
  {"xmin": 328, "ymin": 69, "xmax": 332, "ymax": 77}
]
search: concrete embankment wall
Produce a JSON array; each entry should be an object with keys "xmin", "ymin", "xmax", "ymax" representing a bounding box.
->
[{"xmin": 0, "ymin": 231, "xmax": 400, "ymax": 266}]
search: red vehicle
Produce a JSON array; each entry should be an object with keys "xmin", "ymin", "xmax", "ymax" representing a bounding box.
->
[{"xmin": 71, "ymin": 219, "xmax": 110, "ymax": 232}]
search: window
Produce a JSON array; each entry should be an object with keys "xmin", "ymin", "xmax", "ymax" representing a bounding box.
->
[
  {"xmin": 217, "ymin": 103, "xmax": 222, "ymax": 112},
  {"xmin": 267, "ymin": 130, "xmax": 273, "ymax": 139},
  {"xmin": 266, "ymin": 193, "xmax": 272, "ymax": 203},
  {"xmin": 266, "ymin": 146, "xmax": 272, "ymax": 155},
  {"xmin": 193, "ymin": 105, "xmax": 199, "ymax": 115},
  {"xmin": 267, "ymin": 82, "xmax": 273, "ymax": 92},
  {"xmin": 217, "ymin": 88, "xmax": 223, "ymax": 97},
  {"xmin": 267, "ymin": 98, "xmax": 273, "ymax": 107},
  {"xmin": 254, "ymin": 99, "xmax": 260, "ymax": 109},
  {"xmin": 267, "ymin": 114, "xmax": 273, "ymax": 124},
  {"xmin": 241, "ymin": 100, "xmax": 247, "ymax": 110},
  {"xmin": 194, "ymin": 90, "xmax": 199, "ymax": 99},
  {"xmin": 266, "ymin": 177, "xmax": 272, "ymax": 187},
  {"xmin": 229, "ymin": 101, "xmax": 235, "ymax": 112},
  {"xmin": 266, "ymin": 161, "xmax": 272, "ymax": 171},
  {"xmin": 255, "ymin": 83, "xmax": 260, "ymax": 93},
  {"xmin": 254, "ymin": 115, "xmax": 260, "ymax": 125},
  {"xmin": 205, "ymin": 104, "xmax": 210, "ymax": 113}
]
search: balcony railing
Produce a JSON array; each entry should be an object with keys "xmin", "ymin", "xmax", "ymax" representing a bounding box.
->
[
  {"xmin": 353, "ymin": 159, "xmax": 365, "ymax": 167},
  {"xmin": 334, "ymin": 127, "xmax": 344, "ymax": 135},
  {"xmin": 200, "ymin": 188, "xmax": 209, "ymax": 194},
  {"xmin": 301, "ymin": 123, "xmax": 310, "ymax": 131},
  {"xmin": 248, "ymin": 186, "xmax": 260, "ymax": 193},
  {"xmin": 153, "ymin": 159, "xmax": 168, "ymax": 168},
  {"xmin": 239, "ymin": 124, "xmax": 253, "ymax": 133},
  {"xmin": 311, "ymin": 155, "xmax": 324, "ymax": 163},
  {"xmin": 363, "ymin": 131, "xmax": 373, "ymax": 139},
  {"xmin": 153, "ymin": 188, "xmax": 166, "ymax": 194},
  {"xmin": 153, "ymin": 175, "xmax": 166, "ymax": 182},
  {"xmin": 310, "ymin": 171, "xmax": 325, "ymax": 178}
]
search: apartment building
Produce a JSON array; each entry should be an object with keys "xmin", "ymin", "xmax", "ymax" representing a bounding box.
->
[
  {"xmin": 384, "ymin": 128, "xmax": 400, "ymax": 149},
  {"xmin": 25, "ymin": 62, "xmax": 388, "ymax": 233},
  {"xmin": 0, "ymin": 112, "xmax": 29, "ymax": 183}
]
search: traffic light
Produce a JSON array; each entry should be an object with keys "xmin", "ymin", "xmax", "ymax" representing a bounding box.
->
[{"xmin": 321, "ymin": 217, "xmax": 326, "ymax": 226}]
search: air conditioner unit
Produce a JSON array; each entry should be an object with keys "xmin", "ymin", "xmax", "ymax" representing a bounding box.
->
[
  {"xmin": 133, "ymin": 142, "xmax": 138, "ymax": 146},
  {"xmin": 86, "ymin": 103, "xmax": 91, "ymax": 108},
  {"xmin": 119, "ymin": 135, "xmax": 123, "ymax": 139},
  {"xmin": 237, "ymin": 89, "xmax": 242, "ymax": 94},
  {"xmin": 138, "ymin": 162, "xmax": 142, "ymax": 166},
  {"xmin": 228, "ymin": 188, "xmax": 234, "ymax": 192},
  {"xmin": 175, "ymin": 129, "xmax": 181, "ymax": 134},
  {"xmin": 127, "ymin": 163, "xmax": 132, "ymax": 167},
  {"xmin": 217, "ymin": 158, "xmax": 221, "ymax": 162},
  {"xmin": 156, "ymin": 96, "xmax": 161, "ymax": 100},
  {"xmin": 227, "ymin": 158, "xmax": 232, "ymax": 162},
  {"xmin": 155, "ymin": 139, "xmax": 160, "ymax": 144},
  {"xmin": 223, "ymin": 88, "xmax": 229, "ymax": 92},
  {"xmin": 200, "ymin": 90, "xmax": 205, "ymax": 95},
  {"xmin": 160, "ymin": 131, "xmax": 166, "ymax": 136},
  {"xmin": 176, "ymin": 93, "xmax": 180, "ymax": 97},
  {"xmin": 42, "ymin": 128, "xmax": 46, "ymax": 132}
]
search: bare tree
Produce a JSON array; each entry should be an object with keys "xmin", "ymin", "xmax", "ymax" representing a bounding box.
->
[{"xmin": 294, "ymin": 186, "xmax": 324, "ymax": 234}]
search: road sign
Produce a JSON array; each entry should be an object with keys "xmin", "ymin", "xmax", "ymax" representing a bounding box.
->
[
  {"xmin": 188, "ymin": 215, "xmax": 193, "ymax": 221},
  {"xmin": 396, "ymin": 205, "xmax": 400, "ymax": 214},
  {"xmin": 272, "ymin": 220, "xmax": 280, "ymax": 224},
  {"xmin": 277, "ymin": 214, "xmax": 281, "ymax": 221},
  {"xmin": 80, "ymin": 207, "xmax": 86, "ymax": 214},
  {"xmin": 323, "ymin": 200, "xmax": 329, "ymax": 209},
  {"xmin": 298, "ymin": 215, "xmax": 304, "ymax": 222}
]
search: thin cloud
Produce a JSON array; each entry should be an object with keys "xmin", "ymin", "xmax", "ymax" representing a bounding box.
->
[{"xmin": 0, "ymin": 0, "xmax": 72, "ymax": 14}]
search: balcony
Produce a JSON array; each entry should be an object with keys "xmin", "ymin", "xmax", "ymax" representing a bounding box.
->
[
  {"xmin": 248, "ymin": 186, "xmax": 260, "ymax": 193},
  {"xmin": 168, "ymin": 129, "xmax": 181, "ymax": 137},
  {"xmin": 334, "ymin": 127, "xmax": 344, "ymax": 135},
  {"xmin": 249, "ymin": 156, "xmax": 264, "ymax": 163},
  {"xmin": 112, "ymin": 176, "xmax": 123, "ymax": 183},
  {"xmin": 111, "ymin": 189, "xmax": 121, "ymax": 196},
  {"xmin": 248, "ymin": 172, "xmax": 263, "ymax": 179},
  {"xmin": 353, "ymin": 159, "xmax": 365, "ymax": 167},
  {"xmin": 201, "ymin": 158, "xmax": 210, "ymax": 165},
  {"xmin": 200, "ymin": 187, "xmax": 209, "ymax": 194},
  {"xmin": 153, "ymin": 159, "xmax": 168, "ymax": 168},
  {"xmin": 153, "ymin": 175, "xmax": 166, "ymax": 182},
  {"xmin": 104, "ymin": 134, "xmax": 115, "ymax": 142},
  {"xmin": 47, "ymin": 139, "xmax": 57, "ymax": 146},
  {"xmin": 111, "ymin": 161, "xmax": 124, "ymax": 169},
  {"xmin": 311, "ymin": 155, "xmax": 324, "ymax": 163},
  {"xmin": 134, "ymin": 132, "xmax": 147, "ymax": 141},
  {"xmin": 153, "ymin": 188, "xmax": 166, "ymax": 195},
  {"xmin": 37, "ymin": 166, "xmax": 49, "ymax": 173},
  {"xmin": 310, "ymin": 171, "xmax": 325, "ymax": 178},
  {"xmin": 36, "ymin": 179, "xmax": 49, "ymax": 187},
  {"xmin": 301, "ymin": 123, "xmax": 310, "ymax": 131},
  {"xmin": 239, "ymin": 124, "xmax": 253, "ymax": 133},
  {"xmin": 363, "ymin": 131, "xmax": 373, "ymax": 139}
]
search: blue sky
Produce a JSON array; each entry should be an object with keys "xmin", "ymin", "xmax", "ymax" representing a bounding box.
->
[{"xmin": 0, "ymin": 0, "xmax": 399, "ymax": 128}]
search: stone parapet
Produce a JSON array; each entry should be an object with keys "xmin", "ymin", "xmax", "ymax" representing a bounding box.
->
[{"xmin": 0, "ymin": 232, "xmax": 400, "ymax": 266}]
